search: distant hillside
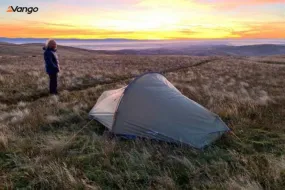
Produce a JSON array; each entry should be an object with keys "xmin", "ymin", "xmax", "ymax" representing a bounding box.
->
[
  {"xmin": 98, "ymin": 44, "xmax": 285, "ymax": 56},
  {"xmin": 0, "ymin": 42, "xmax": 97, "ymax": 56},
  {"xmin": 216, "ymin": 44, "xmax": 285, "ymax": 56},
  {"xmin": 0, "ymin": 37, "xmax": 144, "ymax": 44},
  {"xmin": 0, "ymin": 42, "xmax": 284, "ymax": 57}
]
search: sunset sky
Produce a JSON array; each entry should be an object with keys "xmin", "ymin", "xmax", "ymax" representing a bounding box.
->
[{"xmin": 1, "ymin": 0, "xmax": 284, "ymax": 39}]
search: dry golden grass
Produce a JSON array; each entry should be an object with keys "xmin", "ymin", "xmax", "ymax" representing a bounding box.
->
[{"xmin": 0, "ymin": 44, "xmax": 285, "ymax": 189}]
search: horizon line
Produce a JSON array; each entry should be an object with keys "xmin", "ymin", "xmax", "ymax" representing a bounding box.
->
[{"xmin": 1, "ymin": 37, "xmax": 285, "ymax": 41}]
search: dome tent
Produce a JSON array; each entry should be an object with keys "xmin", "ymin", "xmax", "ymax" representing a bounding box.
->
[{"xmin": 89, "ymin": 73, "xmax": 230, "ymax": 149}]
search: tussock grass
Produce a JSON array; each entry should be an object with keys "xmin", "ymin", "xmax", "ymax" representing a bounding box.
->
[{"xmin": 0, "ymin": 45, "xmax": 285, "ymax": 189}]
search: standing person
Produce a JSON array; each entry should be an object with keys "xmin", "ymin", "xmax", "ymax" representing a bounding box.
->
[{"xmin": 43, "ymin": 39, "xmax": 60, "ymax": 95}]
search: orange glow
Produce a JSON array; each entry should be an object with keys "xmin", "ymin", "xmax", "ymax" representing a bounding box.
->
[{"xmin": 0, "ymin": 0, "xmax": 284, "ymax": 39}]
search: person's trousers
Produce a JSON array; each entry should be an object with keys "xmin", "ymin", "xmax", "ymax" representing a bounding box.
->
[{"xmin": 48, "ymin": 73, "xmax": 58, "ymax": 94}]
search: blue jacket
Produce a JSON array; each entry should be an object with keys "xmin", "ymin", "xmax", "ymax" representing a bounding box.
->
[{"xmin": 43, "ymin": 47, "xmax": 59, "ymax": 74}]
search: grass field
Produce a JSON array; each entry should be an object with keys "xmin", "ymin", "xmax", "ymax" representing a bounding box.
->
[{"xmin": 0, "ymin": 43, "xmax": 285, "ymax": 189}]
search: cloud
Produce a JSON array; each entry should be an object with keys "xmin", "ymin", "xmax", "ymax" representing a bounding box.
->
[
  {"xmin": 171, "ymin": 21, "xmax": 285, "ymax": 39},
  {"xmin": 1, "ymin": 0, "xmax": 284, "ymax": 39},
  {"xmin": 137, "ymin": 0, "xmax": 211, "ymax": 10},
  {"xmin": 200, "ymin": 0, "xmax": 285, "ymax": 9},
  {"xmin": 0, "ymin": 23, "xmax": 136, "ymax": 39},
  {"xmin": 9, "ymin": 18, "xmax": 77, "ymax": 28},
  {"xmin": 1, "ymin": 20, "xmax": 284, "ymax": 39},
  {"xmin": 136, "ymin": 0, "xmax": 284, "ymax": 11},
  {"xmin": 230, "ymin": 22, "xmax": 285, "ymax": 38},
  {"xmin": 0, "ymin": 22, "xmax": 229, "ymax": 39}
]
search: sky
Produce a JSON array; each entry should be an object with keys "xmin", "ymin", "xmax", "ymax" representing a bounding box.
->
[{"xmin": 0, "ymin": 0, "xmax": 284, "ymax": 39}]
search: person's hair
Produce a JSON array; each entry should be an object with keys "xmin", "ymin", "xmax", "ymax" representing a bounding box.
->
[{"xmin": 45, "ymin": 39, "xmax": 56, "ymax": 49}]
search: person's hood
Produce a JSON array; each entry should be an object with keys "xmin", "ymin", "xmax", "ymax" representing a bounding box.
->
[{"xmin": 43, "ymin": 46, "xmax": 57, "ymax": 52}]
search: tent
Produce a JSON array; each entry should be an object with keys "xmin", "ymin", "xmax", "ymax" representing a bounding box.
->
[{"xmin": 89, "ymin": 73, "xmax": 230, "ymax": 149}]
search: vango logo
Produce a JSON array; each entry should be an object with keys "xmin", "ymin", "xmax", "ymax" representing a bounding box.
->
[{"xmin": 6, "ymin": 6, "xmax": 39, "ymax": 14}]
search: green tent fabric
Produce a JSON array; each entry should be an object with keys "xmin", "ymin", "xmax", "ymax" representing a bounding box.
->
[{"xmin": 89, "ymin": 73, "xmax": 229, "ymax": 148}]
